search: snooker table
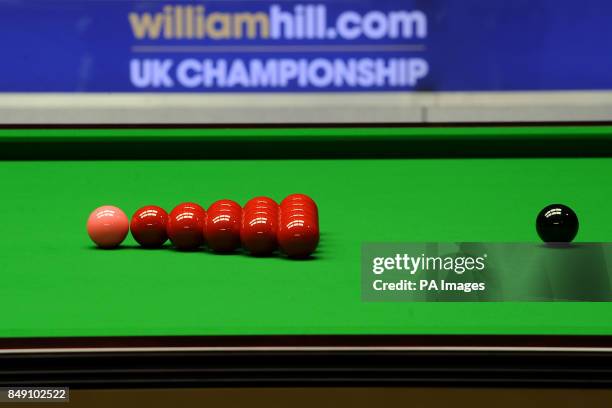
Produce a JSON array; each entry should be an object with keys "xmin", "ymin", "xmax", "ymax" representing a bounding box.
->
[{"xmin": 3, "ymin": 123, "xmax": 612, "ymax": 388}]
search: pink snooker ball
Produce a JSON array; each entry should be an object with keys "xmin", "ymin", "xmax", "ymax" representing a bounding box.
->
[{"xmin": 86, "ymin": 205, "xmax": 129, "ymax": 248}]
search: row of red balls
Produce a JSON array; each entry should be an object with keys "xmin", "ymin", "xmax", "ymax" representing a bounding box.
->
[{"xmin": 86, "ymin": 194, "xmax": 319, "ymax": 258}]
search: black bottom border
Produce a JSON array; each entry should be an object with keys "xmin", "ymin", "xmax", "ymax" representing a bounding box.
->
[
  {"xmin": 3, "ymin": 335, "xmax": 612, "ymax": 388},
  {"xmin": 3, "ymin": 350, "xmax": 612, "ymax": 389},
  {"xmin": 3, "ymin": 334, "xmax": 612, "ymax": 349}
]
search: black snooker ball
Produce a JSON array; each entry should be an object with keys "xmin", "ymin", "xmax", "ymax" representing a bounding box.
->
[{"xmin": 536, "ymin": 204, "xmax": 579, "ymax": 243}]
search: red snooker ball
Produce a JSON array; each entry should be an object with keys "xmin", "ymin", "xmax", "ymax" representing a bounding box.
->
[
  {"xmin": 167, "ymin": 202, "xmax": 206, "ymax": 250},
  {"xmin": 241, "ymin": 196, "xmax": 278, "ymax": 256},
  {"xmin": 278, "ymin": 195, "xmax": 319, "ymax": 258},
  {"xmin": 281, "ymin": 193, "xmax": 318, "ymax": 216},
  {"xmin": 205, "ymin": 199, "xmax": 242, "ymax": 252},
  {"xmin": 86, "ymin": 205, "xmax": 129, "ymax": 249},
  {"xmin": 130, "ymin": 205, "xmax": 169, "ymax": 248}
]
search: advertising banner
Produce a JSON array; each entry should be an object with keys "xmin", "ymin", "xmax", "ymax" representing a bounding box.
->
[{"xmin": 1, "ymin": 0, "xmax": 611, "ymax": 92}]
